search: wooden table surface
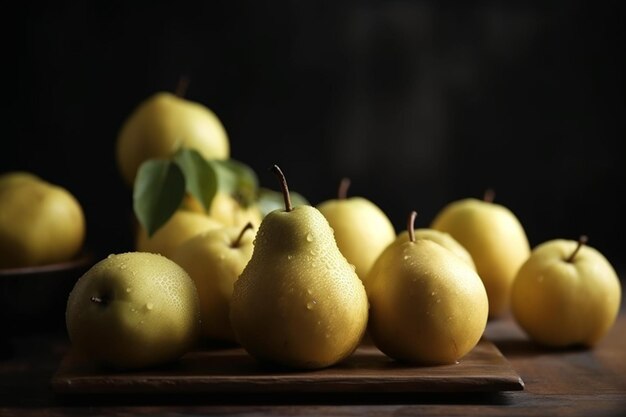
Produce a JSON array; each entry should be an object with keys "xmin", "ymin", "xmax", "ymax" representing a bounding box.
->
[{"xmin": 1, "ymin": 303, "xmax": 625, "ymax": 416}]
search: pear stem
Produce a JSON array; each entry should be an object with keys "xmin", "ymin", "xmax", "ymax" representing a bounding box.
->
[
  {"xmin": 566, "ymin": 235, "xmax": 588, "ymax": 263},
  {"xmin": 175, "ymin": 75, "xmax": 190, "ymax": 97},
  {"xmin": 408, "ymin": 210, "xmax": 418, "ymax": 243},
  {"xmin": 232, "ymin": 222, "xmax": 254, "ymax": 248},
  {"xmin": 271, "ymin": 164, "xmax": 293, "ymax": 212},
  {"xmin": 338, "ymin": 177, "xmax": 351, "ymax": 200},
  {"xmin": 483, "ymin": 188, "xmax": 495, "ymax": 203}
]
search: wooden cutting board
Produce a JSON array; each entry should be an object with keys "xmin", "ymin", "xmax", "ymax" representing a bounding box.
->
[{"xmin": 51, "ymin": 339, "xmax": 523, "ymax": 395}]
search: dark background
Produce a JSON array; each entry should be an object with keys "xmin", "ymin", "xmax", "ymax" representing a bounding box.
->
[{"xmin": 3, "ymin": 1, "xmax": 624, "ymax": 272}]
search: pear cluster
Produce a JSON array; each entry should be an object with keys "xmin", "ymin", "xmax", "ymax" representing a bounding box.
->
[{"xmin": 59, "ymin": 88, "xmax": 621, "ymax": 373}]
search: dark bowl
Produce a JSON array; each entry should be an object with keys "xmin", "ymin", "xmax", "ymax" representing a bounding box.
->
[{"xmin": 0, "ymin": 252, "xmax": 95, "ymax": 337}]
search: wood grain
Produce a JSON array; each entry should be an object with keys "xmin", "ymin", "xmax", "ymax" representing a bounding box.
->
[{"xmin": 51, "ymin": 339, "xmax": 523, "ymax": 395}]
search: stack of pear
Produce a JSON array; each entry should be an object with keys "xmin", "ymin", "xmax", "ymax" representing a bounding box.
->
[
  {"xmin": 366, "ymin": 211, "xmax": 489, "ymax": 365},
  {"xmin": 230, "ymin": 166, "xmax": 368, "ymax": 369}
]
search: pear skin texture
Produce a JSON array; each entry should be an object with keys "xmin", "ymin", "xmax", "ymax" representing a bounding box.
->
[
  {"xmin": 229, "ymin": 205, "xmax": 369, "ymax": 369},
  {"xmin": 394, "ymin": 229, "xmax": 476, "ymax": 269},
  {"xmin": 363, "ymin": 228, "xmax": 476, "ymax": 294},
  {"xmin": 65, "ymin": 252, "xmax": 201, "ymax": 370},
  {"xmin": 0, "ymin": 172, "xmax": 85, "ymax": 268},
  {"xmin": 182, "ymin": 192, "xmax": 263, "ymax": 229},
  {"xmin": 171, "ymin": 226, "xmax": 254, "ymax": 343},
  {"xmin": 366, "ymin": 239, "xmax": 489, "ymax": 364},
  {"xmin": 116, "ymin": 92, "xmax": 230, "ymax": 186},
  {"xmin": 431, "ymin": 198, "xmax": 530, "ymax": 317},
  {"xmin": 317, "ymin": 197, "xmax": 396, "ymax": 280},
  {"xmin": 136, "ymin": 210, "xmax": 223, "ymax": 259},
  {"xmin": 511, "ymin": 239, "xmax": 621, "ymax": 348}
]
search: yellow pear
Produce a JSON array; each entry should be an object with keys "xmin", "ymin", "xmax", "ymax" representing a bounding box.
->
[
  {"xmin": 135, "ymin": 210, "xmax": 222, "ymax": 259},
  {"xmin": 367, "ymin": 211, "xmax": 489, "ymax": 364},
  {"xmin": 116, "ymin": 91, "xmax": 230, "ymax": 186},
  {"xmin": 65, "ymin": 252, "xmax": 201, "ymax": 370},
  {"xmin": 230, "ymin": 166, "xmax": 368, "ymax": 369},
  {"xmin": 431, "ymin": 191, "xmax": 530, "ymax": 317},
  {"xmin": 317, "ymin": 178, "xmax": 395, "ymax": 280},
  {"xmin": 0, "ymin": 172, "xmax": 85, "ymax": 268},
  {"xmin": 171, "ymin": 223, "xmax": 255, "ymax": 343},
  {"xmin": 511, "ymin": 236, "xmax": 621, "ymax": 348}
]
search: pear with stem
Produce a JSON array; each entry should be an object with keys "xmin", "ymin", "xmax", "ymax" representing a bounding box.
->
[
  {"xmin": 230, "ymin": 165, "xmax": 368, "ymax": 369},
  {"xmin": 367, "ymin": 211, "xmax": 489, "ymax": 364}
]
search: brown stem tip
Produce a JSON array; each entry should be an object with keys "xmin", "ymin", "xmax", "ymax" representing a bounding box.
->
[
  {"xmin": 483, "ymin": 188, "xmax": 495, "ymax": 203},
  {"xmin": 270, "ymin": 164, "xmax": 293, "ymax": 212},
  {"xmin": 175, "ymin": 75, "xmax": 190, "ymax": 98},
  {"xmin": 566, "ymin": 235, "xmax": 588, "ymax": 263},
  {"xmin": 408, "ymin": 210, "xmax": 418, "ymax": 243},
  {"xmin": 338, "ymin": 177, "xmax": 351, "ymax": 200},
  {"xmin": 232, "ymin": 222, "xmax": 254, "ymax": 248}
]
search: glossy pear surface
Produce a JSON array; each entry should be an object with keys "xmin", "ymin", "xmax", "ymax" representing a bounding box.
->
[
  {"xmin": 65, "ymin": 252, "xmax": 201, "ymax": 370},
  {"xmin": 394, "ymin": 229, "xmax": 475, "ymax": 269},
  {"xmin": 230, "ymin": 205, "xmax": 368, "ymax": 369},
  {"xmin": 511, "ymin": 239, "xmax": 621, "ymax": 347},
  {"xmin": 367, "ymin": 239, "xmax": 489, "ymax": 364},
  {"xmin": 363, "ymin": 228, "xmax": 476, "ymax": 293}
]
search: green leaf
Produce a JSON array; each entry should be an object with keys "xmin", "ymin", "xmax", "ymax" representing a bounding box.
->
[
  {"xmin": 173, "ymin": 148, "xmax": 218, "ymax": 212},
  {"xmin": 133, "ymin": 159, "xmax": 186, "ymax": 237},
  {"xmin": 257, "ymin": 187, "xmax": 310, "ymax": 217},
  {"xmin": 213, "ymin": 159, "xmax": 259, "ymax": 207}
]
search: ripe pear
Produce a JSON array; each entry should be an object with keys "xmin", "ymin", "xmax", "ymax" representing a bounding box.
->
[
  {"xmin": 230, "ymin": 166, "xmax": 368, "ymax": 369},
  {"xmin": 431, "ymin": 191, "xmax": 530, "ymax": 318},
  {"xmin": 317, "ymin": 178, "xmax": 396, "ymax": 280},
  {"xmin": 367, "ymin": 211, "xmax": 489, "ymax": 364},
  {"xmin": 0, "ymin": 172, "xmax": 86, "ymax": 268},
  {"xmin": 65, "ymin": 252, "xmax": 201, "ymax": 370},
  {"xmin": 171, "ymin": 223, "xmax": 255, "ymax": 343},
  {"xmin": 135, "ymin": 209, "xmax": 223, "ymax": 259},
  {"xmin": 511, "ymin": 236, "xmax": 621, "ymax": 348},
  {"xmin": 116, "ymin": 91, "xmax": 230, "ymax": 186}
]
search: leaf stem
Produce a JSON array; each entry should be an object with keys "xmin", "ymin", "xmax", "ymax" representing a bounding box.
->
[{"xmin": 271, "ymin": 165, "xmax": 292, "ymax": 212}]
